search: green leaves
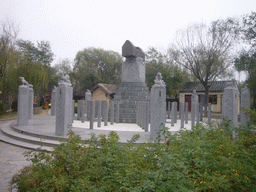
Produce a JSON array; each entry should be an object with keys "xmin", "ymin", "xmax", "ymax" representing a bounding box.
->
[
  {"xmin": 15, "ymin": 121, "xmax": 256, "ymax": 191},
  {"xmin": 146, "ymin": 47, "xmax": 190, "ymax": 96},
  {"xmin": 73, "ymin": 47, "xmax": 122, "ymax": 91}
]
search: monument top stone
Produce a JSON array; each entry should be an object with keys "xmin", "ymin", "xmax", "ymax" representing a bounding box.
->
[{"xmin": 122, "ymin": 40, "xmax": 145, "ymax": 61}]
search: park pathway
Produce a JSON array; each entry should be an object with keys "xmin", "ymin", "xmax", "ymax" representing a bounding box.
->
[{"xmin": 0, "ymin": 134, "xmax": 31, "ymax": 191}]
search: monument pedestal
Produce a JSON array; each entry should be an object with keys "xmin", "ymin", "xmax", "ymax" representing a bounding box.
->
[{"xmin": 115, "ymin": 82, "xmax": 149, "ymax": 123}]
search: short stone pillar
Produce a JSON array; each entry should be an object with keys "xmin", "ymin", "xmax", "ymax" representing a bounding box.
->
[
  {"xmin": 208, "ymin": 103, "xmax": 211, "ymax": 123},
  {"xmin": 196, "ymin": 103, "xmax": 200, "ymax": 123},
  {"xmin": 28, "ymin": 84, "xmax": 34, "ymax": 119},
  {"xmin": 103, "ymin": 101, "xmax": 109, "ymax": 126},
  {"xmin": 179, "ymin": 102, "xmax": 181, "ymax": 119},
  {"xmin": 97, "ymin": 100, "xmax": 102, "ymax": 127},
  {"xmin": 110, "ymin": 101, "xmax": 114, "ymax": 125},
  {"xmin": 85, "ymin": 90, "xmax": 91, "ymax": 115},
  {"xmin": 90, "ymin": 100, "xmax": 95, "ymax": 129},
  {"xmin": 77, "ymin": 100, "xmax": 85, "ymax": 121},
  {"xmin": 17, "ymin": 84, "xmax": 29, "ymax": 126},
  {"xmin": 180, "ymin": 102, "xmax": 184, "ymax": 128},
  {"xmin": 199, "ymin": 102, "xmax": 203, "ymax": 121},
  {"xmin": 150, "ymin": 73, "xmax": 166, "ymax": 141},
  {"xmin": 72, "ymin": 100, "xmax": 75, "ymax": 122},
  {"xmin": 241, "ymin": 84, "xmax": 250, "ymax": 126},
  {"xmin": 191, "ymin": 102, "xmax": 196, "ymax": 129},
  {"xmin": 55, "ymin": 75, "xmax": 73, "ymax": 136},
  {"xmin": 222, "ymin": 81, "xmax": 239, "ymax": 127},
  {"xmin": 51, "ymin": 86, "xmax": 57, "ymax": 116},
  {"xmin": 171, "ymin": 102, "xmax": 175, "ymax": 127},
  {"xmin": 185, "ymin": 102, "xmax": 188, "ymax": 124},
  {"xmin": 174, "ymin": 102, "xmax": 178, "ymax": 123},
  {"xmin": 145, "ymin": 101, "xmax": 149, "ymax": 132},
  {"xmin": 167, "ymin": 101, "xmax": 171, "ymax": 119}
]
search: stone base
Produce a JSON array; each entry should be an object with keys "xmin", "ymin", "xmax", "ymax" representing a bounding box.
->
[{"xmin": 114, "ymin": 82, "xmax": 150, "ymax": 123}]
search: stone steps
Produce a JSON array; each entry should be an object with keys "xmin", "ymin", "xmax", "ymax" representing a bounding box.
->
[
  {"xmin": 0, "ymin": 129, "xmax": 53, "ymax": 152},
  {"xmin": 0, "ymin": 121, "xmax": 56, "ymax": 152}
]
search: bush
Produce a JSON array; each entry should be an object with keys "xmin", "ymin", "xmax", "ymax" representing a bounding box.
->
[
  {"xmin": 11, "ymin": 100, "xmax": 18, "ymax": 112},
  {"xmin": 14, "ymin": 120, "xmax": 256, "ymax": 191},
  {"xmin": 0, "ymin": 102, "xmax": 4, "ymax": 114},
  {"xmin": 74, "ymin": 102, "xmax": 77, "ymax": 113}
]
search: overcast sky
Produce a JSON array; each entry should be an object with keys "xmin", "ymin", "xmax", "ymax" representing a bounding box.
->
[{"xmin": 1, "ymin": 0, "xmax": 255, "ymax": 75}]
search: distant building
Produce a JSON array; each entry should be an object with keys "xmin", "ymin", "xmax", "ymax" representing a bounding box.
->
[
  {"xmin": 91, "ymin": 83, "xmax": 117, "ymax": 101},
  {"xmin": 179, "ymin": 80, "xmax": 239, "ymax": 113}
]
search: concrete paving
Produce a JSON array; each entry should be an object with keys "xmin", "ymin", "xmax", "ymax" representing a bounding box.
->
[
  {"xmin": 10, "ymin": 115, "xmax": 195, "ymax": 144},
  {"xmin": 0, "ymin": 120, "xmax": 31, "ymax": 192}
]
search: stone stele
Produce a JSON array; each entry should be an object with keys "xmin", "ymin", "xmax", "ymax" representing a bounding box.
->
[{"xmin": 114, "ymin": 40, "xmax": 149, "ymax": 123}]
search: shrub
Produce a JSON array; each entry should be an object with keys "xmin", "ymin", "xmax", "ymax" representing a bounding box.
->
[
  {"xmin": 14, "ymin": 121, "xmax": 256, "ymax": 191},
  {"xmin": 0, "ymin": 102, "xmax": 4, "ymax": 114},
  {"xmin": 11, "ymin": 100, "xmax": 18, "ymax": 111}
]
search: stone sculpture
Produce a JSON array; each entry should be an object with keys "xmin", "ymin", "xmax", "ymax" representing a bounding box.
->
[{"xmin": 19, "ymin": 77, "xmax": 29, "ymax": 86}]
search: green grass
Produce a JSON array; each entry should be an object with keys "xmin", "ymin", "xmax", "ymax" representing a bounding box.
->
[
  {"xmin": 0, "ymin": 111, "xmax": 18, "ymax": 120},
  {"xmin": 0, "ymin": 107, "xmax": 46, "ymax": 120}
]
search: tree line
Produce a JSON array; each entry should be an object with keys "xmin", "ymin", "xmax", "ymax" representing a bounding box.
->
[{"xmin": 0, "ymin": 12, "xmax": 255, "ymax": 112}]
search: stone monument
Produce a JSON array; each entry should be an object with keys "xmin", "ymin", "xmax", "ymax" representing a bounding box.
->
[
  {"xmin": 51, "ymin": 86, "xmax": 57, "ymax": 116},
  {"xmin": 28, "ymin": 84, "xmax": 34, "ymax": 119},
  {"xmin": 114, "ymin": 40, "xmax": 150, "ymax": 123},
  {"xmin": 85, "ymin": 90, "xmax": 91, "ymax": 120},
  {"xmin": 222, "ymin": 81, "xmax": 239, "ymax": 127},
  {"xmin": 17, "ymin": 77, "xmax": 30, "ymax": 126},
  {"xmin": 55, "ymin": 74, "xmax": 73, "ymax": 136},
  {"xmin": 150, "ymin": 73, "xmax": 166, "ymax": 141},
  {"xmin": 241, "ymin": 84, "xmax": 250, "ymax": 126}
]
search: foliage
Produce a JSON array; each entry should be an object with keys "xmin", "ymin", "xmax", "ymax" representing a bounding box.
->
[
  {"xmin": 17, "ymin": 39, "xmax": 54, "ymax": 91},
  {"xmin": 146, "ymin": 47, "xmax": 191, "ymax": 97},
  {"xmin": 0, "ymin": 102, "xmax": 4, "ymax": 114},
  {"xmin": 51, "ymin": 58, "xmax": 73, "ymax": 88},
  {"xmin": 170, "ymin": 18, "xmax": 240, "ymax": 114},
  {"xmin": 234, "ymin": 12, "xmax": 256, "ymax": 109},
  {"xmin": 15, "ymin": 119, "xmax": 256, "ymax": 191},
  {"xmin": 0, "ymin": 20, "xmax": 54, "ymax": 111},
  {"xmin": 73, "ymin": 47, "xmax": 122, "ymax": 91},
  {"xmin": 54, "ymin": 58, "xmax": 72, "ymax": 77},
  {"xmin": 17, "ymin": 40, "xmax": 54, "ymax": 67},
  {"xmin": 11, "ymin": 100, "xmax": 18, "ymax": 111},
  {"xmin": 0, "ymin": 20, "xmax": 20, "ymax": 111}
]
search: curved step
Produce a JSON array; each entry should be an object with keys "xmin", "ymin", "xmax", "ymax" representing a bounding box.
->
[
  {"xmin": 1, "ymin": 126, "xmax": 61, "ymax": 148},
  {"xmin": 0, "ymin": 129, "xmax": 53, "ymax": 152},
  {"xmin": 0, "ymin": 121, "xmax": 54, "ymax": 152},
  {"xmin": 11, "ymin": 122, "xmax": 69, "ymax": 142}
]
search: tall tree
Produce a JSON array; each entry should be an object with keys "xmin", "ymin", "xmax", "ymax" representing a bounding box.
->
[
  {"xmin": 17, "ymin": 40, "xmax": 54, "ymax": 67},
  {"xmin": 234, "ymin": 12, "xmax": 256, "ymax": 109},
  {"xmin": 0, "ymin": 21, "xmax": 52, "ymax": 111},
  {"xmin": 146, "ymin": 47, "xmax": 190, "ymax": 97},
  {"xmin": 73, "ymin": 48, "xmax": 122, "ymax": 91},
  {"xmin": 0, "ymin": 21, "xmax": 20, "ymax": 110},
  {"xmin": 17, "ymin": 39, "xmax": 55, "ymax": 89},
  {"xmin": 52, "ymin": 58, "xmax": 73, "ymax": 86},
  {"xmin": 169, "ymin": 18, "xmax": 239, "ymax": 115}
]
